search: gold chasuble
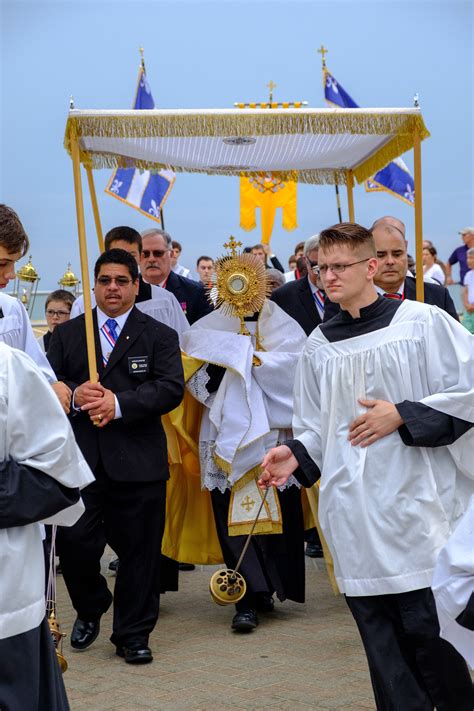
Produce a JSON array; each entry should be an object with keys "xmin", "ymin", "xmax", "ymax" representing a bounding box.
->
[{"xmin": 161, "ymin": 354, "xmax": 223, "ymax": 565}]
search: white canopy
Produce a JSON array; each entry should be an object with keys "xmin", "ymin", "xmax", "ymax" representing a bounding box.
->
[{"xmin": 64, "ymin": 107, "xmax": 430, "ymax": 185}]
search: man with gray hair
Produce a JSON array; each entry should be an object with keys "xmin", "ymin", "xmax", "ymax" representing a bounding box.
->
[
  {"xmin": 271, "ymin": 234, "xmax": 338, "ymax": 336},
  {"xmin": 140, "ymin": 228, "xmax": 212, "ymax": 325}
]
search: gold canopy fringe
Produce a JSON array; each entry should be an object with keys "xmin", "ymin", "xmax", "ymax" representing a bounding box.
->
[
  {"xmin": 65, "ymin": 110, "xmax": 429, "ymax": 143},
  {"xmin": 64, "ymin": 111, "xmax": 430, "ymax": 186}
]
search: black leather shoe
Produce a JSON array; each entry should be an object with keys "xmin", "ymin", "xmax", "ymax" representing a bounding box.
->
[
  {"xmin": 178, "ymin": 562, "xmax": 195, "ymax": 571},
  {"xmin": 231, "ymin": 610, "xmax": 258, "ymax": 632},
  {"xmin": 108, "ymin": 557, "xmax": 120, "ymax": 572},
  {"xmin": 116, "ymin": 645, "xmax": 153, "ymax": 664},
  {"xmin": 256, "ymin": 593, "xmax": 275, "ymax": 613},
  {"xmin": 305, "ymin": 542, "xmax": 324, "ymax": 558},
  {"xmin": 70, "ymin": 618, "xmax": 101, "ymax": 651}
]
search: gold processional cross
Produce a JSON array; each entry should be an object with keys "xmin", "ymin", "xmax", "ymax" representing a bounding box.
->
[
  {"xmin": 267, "ymin": 80, "xmax": 277, "ymax": 103},
  {"xmin": 317, "ymin": 44, "xmax": 328, "ymax": 68}
]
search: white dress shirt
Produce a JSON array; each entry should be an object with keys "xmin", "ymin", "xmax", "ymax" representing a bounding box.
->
[
  {"xmin": 72, "ymin": 306, "xmax": 133, "ymax": 419},
  {"xmin": 307, "ymin": 277, "xmax": 325, "ymax": 320}
]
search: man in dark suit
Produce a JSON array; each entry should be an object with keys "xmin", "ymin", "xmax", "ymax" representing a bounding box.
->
[
  {"xmin": 140, "ymin": 228, "xmax": 213, "ymax": 325},
  {"xmin": 271, "ymin": 235, "xmax": 338, "ymax": 337},
  {"xmin": 48, "ymin": 249, "xmax": 184, "ymax": 665},
  {"xmin": 371, "ymin": 218, "xmax": 459, "ymax": 320}
]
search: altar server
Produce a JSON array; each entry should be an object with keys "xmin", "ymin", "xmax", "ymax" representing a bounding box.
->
[
  {"xmin": 0, "ymin": 204, "xmax": 71, "ymax": 412},
  {"xmin": 0, "ymin": 343, "xmax": 93, "ymax": 710},
  {"xmin": 260, "ymin": 223, "xmax": 474, "ymax": 710}
]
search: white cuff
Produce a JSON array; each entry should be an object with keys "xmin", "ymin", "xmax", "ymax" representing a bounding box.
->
[
  {"xmin": 114, "ymin": 395, "xmax": 122, "ymax": 419},
  {"xmin": 72, "ymin": 388, "xmax": 82, "ymax": 412}
]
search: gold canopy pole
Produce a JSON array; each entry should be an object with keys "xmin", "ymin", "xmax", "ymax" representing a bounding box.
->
[
  {"xmin": 318, "ymin": 44, "xmax": 342, "ymax": 223},
  {"xmin": 413, "ymin": 128, "xmax": 424, "ymax": 302},
  {"xmin": 86, "ymin": 166, "xmax": 104, "ymax": 252},
  {"xmin": 70, "ymin": 130, "xmax": 98, "ymax": 382},
  {"xmin": 345, "ymin": 170, "xmax": 355, "ymax": 222}
]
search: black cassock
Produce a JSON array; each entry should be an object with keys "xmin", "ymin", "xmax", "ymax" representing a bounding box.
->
[{"xmin": 204, "ymin": 362, "xmax": 305, "ymax": 612}]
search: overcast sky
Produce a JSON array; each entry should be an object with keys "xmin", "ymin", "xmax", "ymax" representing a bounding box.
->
[{"xmin": 1, "ymin": 0, "xmax": 472, "ymax": 287}]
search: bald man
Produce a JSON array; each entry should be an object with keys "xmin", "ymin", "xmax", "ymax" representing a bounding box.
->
[{"xmin": 371, "ymin": 219, "xmax": 458, "ymax": 320}]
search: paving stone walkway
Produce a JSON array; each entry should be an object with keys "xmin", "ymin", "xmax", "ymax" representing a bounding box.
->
[{"xmin": 58, "ymin": 555, "xmax": 376, "ymax": 710}]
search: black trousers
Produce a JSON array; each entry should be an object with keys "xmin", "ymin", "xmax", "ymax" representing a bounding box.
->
[
  {"xmin": 346, "ymin": 588, "xmax": 474, "ymax": 711},
  {"xmin": 58, "ymin": 461, "xmax": 166, "ymax": 647},
  {"xmin": 211, "ymin": 486, "xmax": 305, "ymax": 611},
  {"xmin": 0, "ymin": 617, "xmax": 69, "ymax": 711}
]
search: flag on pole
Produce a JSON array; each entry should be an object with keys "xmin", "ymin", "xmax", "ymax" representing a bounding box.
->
[
  {"xmin": 324, "ymin": 69, "xmax": 358, "ymax": 108},
  {"xmin": 105, "ymin": 66, "xmax": 175, "ymax": 222},
  {"xmin": 323, "ymin": 69, "xmax": 415, "ymax": 206}
]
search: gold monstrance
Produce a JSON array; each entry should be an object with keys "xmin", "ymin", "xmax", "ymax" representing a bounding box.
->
[{"xmin": 212, "ymin": 236, "xmax": 270, "ymax": 337}]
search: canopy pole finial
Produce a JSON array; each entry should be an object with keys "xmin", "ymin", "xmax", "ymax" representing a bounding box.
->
[
  {"xmin": 69, "ymin": 95, "xmax": 75, "ymax": 110},
  {"xmin": 267, "ymin": 80, "xmax": 277, "ymax": 103},
  {"xmin": 139, "ymin": 46, "xmax": 146, "ymax": 72},
  {"xmin": 317, "ymin": 44, "xmax": 328, "ymax": 69},
  {"xmin": 413, "ymin": 92, "xmax": 420, "ymax": 108}
]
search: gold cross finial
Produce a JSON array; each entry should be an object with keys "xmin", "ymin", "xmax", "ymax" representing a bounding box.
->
[
  {"xmin": 317, "ymin": 44, "xmax": 328, "ymax": 69},
  {"xmin": 223, "ymin": 236, "xmax": 242, "ymax": 256},
  {"xmin": 267, "ymin": 80, "xmax": 277, "ymax": 102},
  {"xmin": 139, "ymin": 46, "xmax": 145, "ymax": 70}
]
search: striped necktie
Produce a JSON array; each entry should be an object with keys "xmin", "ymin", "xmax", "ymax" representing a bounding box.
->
[
  {"xmin": 101, "ymin": 318, "xmax": 119, "ymax": 366},
  {"xmin": 313, "ymin": 288, "xmax": 326, "ymax": 317},
  {"xmin": 383, "ymin": 292, "xmax": 403, "ymax": 300}
]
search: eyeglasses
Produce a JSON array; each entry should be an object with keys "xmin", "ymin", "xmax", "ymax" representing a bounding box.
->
[
  {"xmin": 96, "ymin": 276, "xmax": 133, "ymax": 286},
  {"xmin": 46, "ymin": 309, "xmax": 70, "ymax": 318},
  {"xmin": 312, "ymin": 258, "xmax": 370, "ymax": 277},
  {"xmin": 142, "ymin": 249, "xmax": 169, "ymax": 259}
]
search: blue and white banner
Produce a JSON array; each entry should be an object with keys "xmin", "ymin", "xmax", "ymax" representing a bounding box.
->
[
  {"xmin": 323, "ymin": 69, "xmax": 415, "ymax": 206},
  {"xmin": 324, "ymin": 70, "xmax": 358, "ymax": 109},
  {"xmin": 105, "ymin": 67, "xmax": 175, "ymax": 222}
]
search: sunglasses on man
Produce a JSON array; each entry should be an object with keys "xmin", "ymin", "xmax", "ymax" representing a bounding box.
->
[{"xmin": 96, "ymin": 276, "xmax": 134, "ymax": 286}]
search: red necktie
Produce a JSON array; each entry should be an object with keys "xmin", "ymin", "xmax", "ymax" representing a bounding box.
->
[{"xmin": 383, "ymin": 292, "xmax": 403, "ymax": 300}]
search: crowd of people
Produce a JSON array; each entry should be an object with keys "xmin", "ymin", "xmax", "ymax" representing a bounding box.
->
[{"xmin": 0, "ymin": 202, "xmax": 473, "ymax": 711}]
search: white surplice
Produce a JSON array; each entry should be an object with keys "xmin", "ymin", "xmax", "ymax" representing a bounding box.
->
[
  {"xmin": 0, "ymin": 343, "xmax": 94, "ymax": 639},
  {"xmin": 432, "ymin": 495, "xmax": 474, "ymax": 667},
  {"xmin": 0, "ymin": 292, "xmax": 56, "ymax": 383},
  {"xmin": 294, "ymin": 300, "xmax": 474, "ymax": 597}
]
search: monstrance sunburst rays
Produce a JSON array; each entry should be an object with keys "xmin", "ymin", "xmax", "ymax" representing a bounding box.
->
[{"xmin": 211, "ymin": 237, "xmax": 271, "ymax": 331}]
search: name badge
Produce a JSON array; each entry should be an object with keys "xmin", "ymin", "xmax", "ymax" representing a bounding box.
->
[{"xmin": 128, "ymin": 356, "xmax": 149, "ymax": 374}]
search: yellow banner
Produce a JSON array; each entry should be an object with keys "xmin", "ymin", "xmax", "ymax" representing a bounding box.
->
[{"xmin": 240, "ymin": 173, "xmax": 297, "ymax": 244}]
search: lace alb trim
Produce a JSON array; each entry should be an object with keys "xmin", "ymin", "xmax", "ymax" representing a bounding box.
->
[
  {"xmin": 199, "ymin": 440, "xmax": 299, "ymax": 492},
  {"xmin": 199, "ymin": 441, "xmax": 230, "ymax": 493},
  {"xmin": 187, "ymin": 366, "xmax": 211, "ymax": 404}
]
